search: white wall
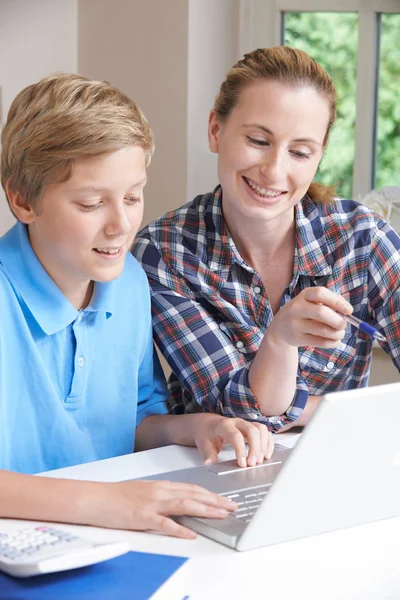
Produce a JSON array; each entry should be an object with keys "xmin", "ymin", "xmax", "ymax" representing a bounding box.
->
[
  {"xmin": 187, "ymin": 0, "xmax": 240, "ymax": 200},
  {"xmin": 0, "ymin": 0, "xmax": 77, "ymax": 235},
  {"xmin": 78, "ymin": 0, "xmax": 240, "ymax": 225},
  {"xmin": 78, "ymin": 0, "xmax": 189, "ymax": 227},
  {"xmin": 0, "ymin": 0, "xmax": 240, "ymax": 232}
]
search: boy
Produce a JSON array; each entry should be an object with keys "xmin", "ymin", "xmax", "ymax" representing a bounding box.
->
[{"xmin": 0, "ymin": 74, "xmax": 273, "ymax": 538}]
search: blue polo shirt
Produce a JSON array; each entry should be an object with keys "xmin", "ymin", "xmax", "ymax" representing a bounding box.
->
[{"xmin": 0, "ymin": 223, "xmax": 168, "ymax": 474}]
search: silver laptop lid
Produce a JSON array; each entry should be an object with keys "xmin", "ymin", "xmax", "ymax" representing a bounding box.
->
[{"xmin": 237, "ymin": 382, "xmax": 400, "ymax": 550}]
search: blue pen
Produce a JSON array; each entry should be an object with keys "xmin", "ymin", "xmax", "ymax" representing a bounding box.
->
[{"xmin": 339, "ymin": 313, "xmax": 387, "ymax": 343}]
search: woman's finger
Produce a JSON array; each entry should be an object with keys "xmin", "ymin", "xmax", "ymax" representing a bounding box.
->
[
  {"xmin": 303, "ymin": 286, "xmax": 352, "ymax": 314},
  {"xmin": 219, "ymin": 426, "xmax": 248, "ymax": 468},
  {"xmin": 265, "ymin": 432, "xmax": 275, "ymax": 460},
  {"xmin": 255, "ymin": 424, "xmax": 273, "ymax": 463}
]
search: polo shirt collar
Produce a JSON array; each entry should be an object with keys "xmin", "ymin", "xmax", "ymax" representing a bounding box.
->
[
  {"xmin": 0, "ymin": 223, "xmax": 114, "ymax": 334},
  {"xmin": 87, "ymin": 280, "xmax": 115, "ymax": 317}
]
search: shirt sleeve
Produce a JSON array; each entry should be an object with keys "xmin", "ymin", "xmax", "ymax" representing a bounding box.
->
[
  {"xmin": 367, "ymin": 222, "xmax": 400, "ymax": 370},
  {"xmin": 134, "ymin": 237, "xmax": 308, "ymax": 431},
  {"xmin": 136, "ymin": 316, "xmax": 169, "ymax": 427}
]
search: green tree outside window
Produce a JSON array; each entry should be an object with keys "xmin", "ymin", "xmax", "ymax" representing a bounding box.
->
[
  {"xmin": 284, "ymin": 12, "xmax": 358, "ymax": 199},
  {"xmin": 376, "ymin": 13, "xmax": 400, "ymax": 189}
]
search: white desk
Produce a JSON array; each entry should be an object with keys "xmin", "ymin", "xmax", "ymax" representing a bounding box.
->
[{"xmin": 36, "ymin": 433, "xmax": 400, "ymax": 600}]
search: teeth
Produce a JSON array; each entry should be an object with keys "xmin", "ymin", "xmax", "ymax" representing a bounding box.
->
[
  {"xmin": 96, "ymin": 248, "xmax": 120, "ymax": 254},
  {"xmin": 246, "ymin": 178, "xmax": 282, "ymax": 198}
]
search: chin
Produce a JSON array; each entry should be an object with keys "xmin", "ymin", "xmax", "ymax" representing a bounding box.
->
[{"xmin": 93, "ymin": 265, "xmax": 125, "ymax": 283}]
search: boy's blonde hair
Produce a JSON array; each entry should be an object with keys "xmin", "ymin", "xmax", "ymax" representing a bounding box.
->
[
  {"xmin": 1, "ymin": 73, "xmax": 153, "ymax": 209},
  {"xmin": 214, "ymin": 46, "xmax": 337, "ymax": 203}
]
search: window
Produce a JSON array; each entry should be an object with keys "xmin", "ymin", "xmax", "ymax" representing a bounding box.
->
[
  {"xmin": 284, "ymin": 12, "xmax": 358, "ymax": 198},
  {"xmin": 240, "ymin": 1, "xmax": 400, "ymax": 199},
  {"xmin": 376, "ymin": 12, "xmax": 400, "ymax": 189}
]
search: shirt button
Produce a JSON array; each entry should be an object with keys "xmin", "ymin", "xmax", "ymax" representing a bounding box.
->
[
  {"xmin": 249, "ymin": 412, "xmax": 258, "ymax": 420},
  {"xmin": 219, "ymin": 323, "xmax": 227, "ymax": 331},
  {"xmin": 236, "ymin": 341, "xmax": 245, "ymax": 350},
  {"xmin": 326, "ymin": 361, "xmax": 335, "ymax": 370},
  {"xmin": 253, "ymin": 286, "xmax": 261, "ymax": 294},
  {"xmin": 78, "ymin": 357, "xmax": 85, "ymax": 367},
  {"xmin": 269, "ymin": 416, "xmax": 280, "ymax": 424}
]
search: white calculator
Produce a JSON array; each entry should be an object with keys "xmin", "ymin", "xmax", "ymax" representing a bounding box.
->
[{"xmin": 0, "ymin": 524, "xmax": 130, "ymax": 578}]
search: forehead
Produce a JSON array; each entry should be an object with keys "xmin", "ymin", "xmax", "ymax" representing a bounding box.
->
[
  {"xmin": 231, "ymin": 79, "xmax": 330, "ymax": 141},
  {"xmin": 69, "ymin": 146, "xmax": 147, "ymax": 187}
]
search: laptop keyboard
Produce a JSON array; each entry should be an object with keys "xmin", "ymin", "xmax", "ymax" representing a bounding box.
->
[{"xmin": 221, "ymin": 484, "xmax": 271, "ymax": 523}]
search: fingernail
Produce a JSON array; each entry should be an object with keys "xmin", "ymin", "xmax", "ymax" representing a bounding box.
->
[
  {"xmin": 258, "ymin": 453, "xmax": 264, "ymax": 464},
  {"xmin": 187, "ymin": 530, "xmax": 197, "ymax": 539},
  {"xmin": 239, "ymin": 457, "xmax": 246, "ymax": 468},
  {"xmin": 216, "ymin": 509, "xmax": 227, "ymax": 516},
  {"xmin": 248, "ymin": 456, "xmax": 256, "ymax": 467}
]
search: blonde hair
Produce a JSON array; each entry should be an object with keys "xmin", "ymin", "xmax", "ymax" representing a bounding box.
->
[
  {"xmin": 214, "ymin": 46, "xmax": 337, "ymax": 203},
  {"xmin": 1, "ymin": 73, "xmax": 154, "ymax": 209}
]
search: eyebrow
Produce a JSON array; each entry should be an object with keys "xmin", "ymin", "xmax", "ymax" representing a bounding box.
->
[
  {"xmin": 71, "ymin": 178, "xmax": 148, "ymax": 194},
  {"xmin": 243, "ymin": 124, "xmax": 322, "ymax": 146}
]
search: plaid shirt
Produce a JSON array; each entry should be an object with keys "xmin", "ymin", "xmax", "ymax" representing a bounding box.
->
[{"xmin": 133, "ymin": 187, "xmax": 400, "ymax": 431}]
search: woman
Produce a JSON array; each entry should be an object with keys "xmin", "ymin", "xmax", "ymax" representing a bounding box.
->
[{"xmin": 133, "ymin": 46, "xmax": 400, "ymax": 432}]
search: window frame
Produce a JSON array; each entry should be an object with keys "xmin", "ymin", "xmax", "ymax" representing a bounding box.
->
[{"xmin": 239, "ymin": 0, "xmax": 400, "ymax": 199}]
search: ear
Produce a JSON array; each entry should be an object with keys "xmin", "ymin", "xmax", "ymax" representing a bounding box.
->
[
  {"xmin": 5, "ymin": 180, "xmax": 37, "ymax": 223},
  {"xmin": 208, "ymin": 110, "xmax": 222, "ymax": 154}
]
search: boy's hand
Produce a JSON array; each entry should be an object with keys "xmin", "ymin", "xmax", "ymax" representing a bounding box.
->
[
  {"xmin": 193, "ymin": 414, "xmax": 274, "ymax": 468},
  {"xmin": 83, "ymin": 479, "xmax": 237, "ymax": 539}
]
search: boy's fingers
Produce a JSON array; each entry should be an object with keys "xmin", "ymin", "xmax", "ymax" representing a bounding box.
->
[
  {"xmin": 164, "ymin": 497, "xmax": 230, "ymax": 519},
  {"xmin": 158, "ymin": 486, "xmax": 235, "ymax": 511},
  {"xmin": 151, "ymin": 514, "xmax": 197, "ymax": 539}
]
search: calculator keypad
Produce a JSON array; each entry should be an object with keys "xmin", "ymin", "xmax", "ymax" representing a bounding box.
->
[{"xmin": 0, "ymin": 526, "xmax": 82, "ymax": 561}]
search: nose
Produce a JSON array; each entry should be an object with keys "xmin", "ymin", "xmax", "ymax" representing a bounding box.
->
[
  {"xmin": 104, "ymin": 205, "xmax": 131, "ymax": 237},
  {"xmin": 260, "ymin": 148, "xmax": 286, "ymax": 182}
]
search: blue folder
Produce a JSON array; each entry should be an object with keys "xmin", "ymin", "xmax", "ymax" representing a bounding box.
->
[{"xmin": 0, "ymin": 551, "xmax": 188, "ymax": 599}]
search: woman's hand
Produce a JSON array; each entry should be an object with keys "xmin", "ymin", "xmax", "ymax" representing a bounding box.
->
[
  {"xmin": 80, "ymin": 479, "xmax": 237, "ymax": 539},
  {"xmin": 267, "ymin": 286, "xmax": 353, "ymax": 349},
  {"xmin": 192, "ymin": 414, "xmax": 274, "ymax": 468}
]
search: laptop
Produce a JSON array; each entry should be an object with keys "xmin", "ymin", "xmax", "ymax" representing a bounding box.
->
[{"xmin": 139, "ymin": 383, "xmax": 400, "ymax": 551}]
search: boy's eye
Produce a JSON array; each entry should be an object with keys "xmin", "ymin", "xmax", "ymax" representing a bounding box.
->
[
  {"xmin": 246, "ymin": 136, "xmax": 269, "ymax": 147},
  {"xmin": 79, "ymin": 203, "xmax": 101, "ymax": 211},
  {"xmin": 124, "ymin": 196, "xmax": 141, "ymax": 203}
]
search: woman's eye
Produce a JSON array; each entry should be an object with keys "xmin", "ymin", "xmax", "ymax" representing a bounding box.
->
[
  {"xmin": 125, "ymin": 196, "xmax": 141, "ymax": 204},
  {"xmin": 246, "ymin": 136, "xmax": 269, "ymax": 147},
  {"xmin": 291, "ymin": 150, "xmax": 311, "ymax": 160}
]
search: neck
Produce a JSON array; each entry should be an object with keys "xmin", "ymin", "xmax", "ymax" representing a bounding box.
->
[
  {"xmin": 223, "ymin": 203, "xmax": 295, "ymax": 269},
  {"xmin": 68, "ymin": 280, "xmax": 94, "ymax": 310},
  {"xmin": 44, "ymin": 275, "xmax": 93, "ymax": 311}
]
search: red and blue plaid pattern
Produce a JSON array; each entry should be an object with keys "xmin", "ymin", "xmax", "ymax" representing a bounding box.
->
[{"xmin": 133, "ymin": 187, "xmax": 400, "ymax": 430}]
